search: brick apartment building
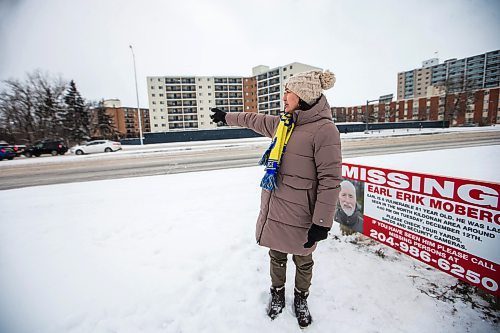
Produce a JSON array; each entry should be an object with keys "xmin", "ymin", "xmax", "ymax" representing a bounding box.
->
[
  {"xmin": 102, "ymin": 99, "xmax": 150, "ymax": 138},
  {"xmin": 333, "ymin": 50, "xmax": 499, "ymax": 126}
]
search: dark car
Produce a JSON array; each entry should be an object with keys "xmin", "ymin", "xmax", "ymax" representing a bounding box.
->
[
  {"xmin": 23, "ymin": 140, "xmax": 68, "ymax": 157},
  {"xmin": 0, "ymin": 141, "xmax": 27, "ymax": 156},
  {"xmin": 0, "ymin": 147, "xmax": 16, "ymax": 161}
]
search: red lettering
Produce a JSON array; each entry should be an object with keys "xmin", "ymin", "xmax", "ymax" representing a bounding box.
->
[
  {"xmin": 479, "ymin": 210, "xmax": 492, "ymax": 223},
  {"xmin": 468, "ymin": 207, "xmax": 478, "ymax": 219},
  {"xmin": 455, "ymin": 204, "xmax": 465, "ymax": 215},
  {"xmin": 430, "ymin": 198, "xmax": 442, "ymax": 209}
]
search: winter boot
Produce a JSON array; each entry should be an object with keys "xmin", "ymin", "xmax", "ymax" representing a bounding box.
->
[
  {"xmin": 267, "ymin": 286, "xmax": 285, "ymax": 319},
  {"xmin": 294, "ymin": 288, "xmax": 312, "ymax": 328}
]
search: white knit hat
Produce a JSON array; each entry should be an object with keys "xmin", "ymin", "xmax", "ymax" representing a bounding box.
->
[{"xmin": 285, "ymin": 70, "xmax": 336, "ymax": 105}]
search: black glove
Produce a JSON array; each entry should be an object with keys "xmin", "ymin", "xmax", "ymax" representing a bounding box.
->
[
  {"xmin": 304, "ymin": 224, "xmax": 330, "ymax": 248},
  {"xmin": 210, "ymin": 107, "xmax": 227, "ymax": 124}
]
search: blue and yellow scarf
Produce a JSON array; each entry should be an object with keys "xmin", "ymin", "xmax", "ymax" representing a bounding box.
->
[{"xmin": 259, "ymin": 113, "xmax": 295, "ymax": 190}]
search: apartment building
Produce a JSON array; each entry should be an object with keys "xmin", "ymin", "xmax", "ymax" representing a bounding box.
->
[
  {"xmin": 332, "ymin": 87, "xmax": 499, "ymax": 126},
  {"xmin": 397, "ymin": 49, "xmax": 500, "ymax": 100},
  {"xmin": 102, "ymin": 99, "xmax": 150, "ymax": 138},
  {"xmin": 147, "ymin": 62, "xmax": 320, "ymax": 132}
]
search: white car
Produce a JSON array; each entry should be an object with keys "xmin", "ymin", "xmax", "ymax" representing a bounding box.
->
[{"xmin": 70, "ymin": 140, "xmax": 122, "ymax": 155}]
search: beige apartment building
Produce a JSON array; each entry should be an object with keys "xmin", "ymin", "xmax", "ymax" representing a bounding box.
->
[{"xmin": 146, "ymin": 62, "xmax": 320, "ymax": 132}]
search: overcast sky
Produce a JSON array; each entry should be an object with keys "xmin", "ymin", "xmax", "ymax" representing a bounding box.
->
[{"xmin": 1, "ymin": 0, "xmax": 499, "ymax": 108}]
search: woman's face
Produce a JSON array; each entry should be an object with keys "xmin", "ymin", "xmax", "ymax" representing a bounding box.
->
[{"xmin": 283, "ymin": 89, "xmax": 300, "ymax": 113}]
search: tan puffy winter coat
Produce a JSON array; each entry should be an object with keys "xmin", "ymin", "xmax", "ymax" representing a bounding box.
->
[{"xmin": 226, "ymin": 95, "xmax": 342, "ymax": 255}]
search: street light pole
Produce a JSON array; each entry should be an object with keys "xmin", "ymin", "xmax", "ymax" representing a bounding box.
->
[
  {"xmin": 129, "ymin": 45, "xmax": 144, "ymax": 146},
  {"xmin": 365, "ymin": 98, "xmax": 378, "ymax": 133}
]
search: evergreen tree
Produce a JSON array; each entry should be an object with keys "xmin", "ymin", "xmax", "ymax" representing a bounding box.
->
[
  {"xmin": 63, "ymin": 80, "xmax": 90, "ymax": 144},
  {"xmin": 92, "ymin": 100, "xmax": 120, "ymax": 140}
]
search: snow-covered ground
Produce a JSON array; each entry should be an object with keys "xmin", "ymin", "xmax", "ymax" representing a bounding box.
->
[{"xmin": 0, "ymin": 145, "xmax": 498, "ymax": 333}]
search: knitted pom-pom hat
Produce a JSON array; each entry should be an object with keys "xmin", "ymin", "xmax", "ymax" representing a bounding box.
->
[{"xmin": 285, "ymin": 70, "xmax": 336, "ymax": 105}]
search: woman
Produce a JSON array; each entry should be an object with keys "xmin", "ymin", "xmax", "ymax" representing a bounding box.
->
[{"xmin": 210, "ymin": 70, "xmax": 342, "ymax": 328}]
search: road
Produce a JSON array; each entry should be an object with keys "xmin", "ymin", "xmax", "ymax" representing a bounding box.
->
[{"xmin": 0, "ymin": 130, "xmax": 498, "ymax": 190}]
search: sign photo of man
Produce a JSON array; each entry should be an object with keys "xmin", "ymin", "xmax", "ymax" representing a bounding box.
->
[{"xmin": 334, "ymin": 180, "xmax": 364, "ymax": 234}]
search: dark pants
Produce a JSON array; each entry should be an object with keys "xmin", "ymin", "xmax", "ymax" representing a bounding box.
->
[{"xmin": 269, "ymin": 249, "xmax": 314, "ymax": 293}]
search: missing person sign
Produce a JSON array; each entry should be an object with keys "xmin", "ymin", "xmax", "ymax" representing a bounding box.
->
[{"xmin": 336, "ymin": 163, "xmax": 499, "ymax": 296}]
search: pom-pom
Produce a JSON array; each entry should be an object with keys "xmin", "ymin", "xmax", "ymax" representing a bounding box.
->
[{"xmin": 319, "ymin": 70, "xmax": 336, "ymax": 90}]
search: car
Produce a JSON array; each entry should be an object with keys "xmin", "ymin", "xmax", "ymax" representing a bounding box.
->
[
  {"xmin": 0, "ymin": 141, "xmax": 27, "ymax": 156},
  {"xmin": 23, "ymin": 140, "xmax": 68, "ymax": 157},
  {"xmin": 0, "ymin": 147, "xmax": 16, "ymax": 161},
  {"xmin": 70, "ymin": 140, "xmax": 122, "ymax": 155}
]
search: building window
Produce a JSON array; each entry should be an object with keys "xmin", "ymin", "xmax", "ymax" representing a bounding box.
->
[
  {"xmin": 151, "ymin": 86, "xmax": 155, "ymax": 89},
  {"xmin": 208, "ymin": 93, "xmax": 212, "ymax": 96},
  {"xmin": 200, "ymin": 107, "xmax": 204, "ymax": 111},
  {"xmin": 154, "ymin": 124, "xmax": 158, "ymax": 127},
  {"xmin": 283, "ymin": 68, "xmax": 287, "ymax": 71},
  {"xmin": 290, "ymin": 65, "xmax": 293, "ymax": 69},
  {"xmin": 199, "ymin": 86, "xmax": 202, "ymax": 89}
]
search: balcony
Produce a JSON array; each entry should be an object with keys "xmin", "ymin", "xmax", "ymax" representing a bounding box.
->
[
  {"xmin": 168, "ymin": 116, "xmax": 183, "ymax": 122},
  {"xmin": 165, "ymin": 86, "xmax": 181, "ymax": 91},
  {"xmin": 181, "ymin": 78, "xmax": 195, "ymax": 84},
  {"xmin": 268, "ymin": 70, "xmax": 279, "ymax": 77},
  {"xmin": 257, "ymin": 73, "xmax": 267, "ymax": 81},
  {"xmin": 229, "ymin": 99, "xmax": 243, "ymax": 106},
  {"xmin": 167, "ymin": 93, "xmax": 183, "ymax": 99},
  {"xmin": 181, "ymin": 85, "xmax": 195, "ymax": 91},
  {"xmin": 184, "ymin": 108, "xmax": 197, "ymax": 114},
  {"xmin": 269, "ymin": 78, "xmax": 280, "ymax": 86},
  {"xmin": 215, "ymin": 92, "xmax": 228, "ymax": 98},
  {"xmin": 214, "ymin": 78, "xmax": 228, "ymax": 84},
  {"xmin": 215, "ymin": 85, "xmax": 228, "ymax": 91},
  {"xmin": 165, "ymin": 78, "xmax": 181, "ymax": 84},
  {"xmin": 258, "ymin": 81, "xmax": 268, "ymax": 88}
]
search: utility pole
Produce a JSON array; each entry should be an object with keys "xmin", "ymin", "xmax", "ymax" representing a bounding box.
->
[{"xmin": 129, "ymin": 45, "xmax": 144, "ymax": 145}]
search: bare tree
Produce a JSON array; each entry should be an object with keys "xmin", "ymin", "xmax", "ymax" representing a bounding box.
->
[
  {"xmin": 0, "ymin": 70, "xmax": 68, "ymax": 143},
  {"xmin": 437, "ymin": 77, "xmax": 481, "ymax": 126}
]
